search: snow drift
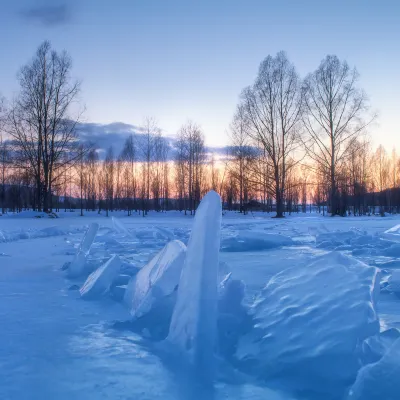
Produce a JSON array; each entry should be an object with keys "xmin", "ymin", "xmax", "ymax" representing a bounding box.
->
[{"xmin": 236, "ymin": 252, "xmax": 381, "ymax": 398}]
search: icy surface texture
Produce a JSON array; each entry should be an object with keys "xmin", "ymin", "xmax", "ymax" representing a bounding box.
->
[
  {"xmin": 79, "ymin": 223, "xmax": 99, "ymax": 254},
  {"xmin": 68, "ymin": 223, "xmax": 99, "ymax": 277},
  {"xmin": 80, "ymin": 255, "xmax": 121, "ymax": 299},
  {"xmin": 381, "ymin": 224, "xmax": 400, "ymax": 242},
  {"xmin": 236, "ymin": 252, "xmax": 381, "ymax": 397},
  {"xmin": 167, "ymin": 190, "xmax": 222, "ymax": 378},
  {"xmin": 361, "ymin": 328, "xmax": 400, "ymax": 365},
  {"xmin": 217, "ymin": 274, "xmax": 251, "ymax": 359},
  {"xmin": 221, "ymin": 231, "xmax": 293, "ymax": 252},
  {"xmin": 155, "ymin": 226, "xmax": 175, "ymax": 240},
  {"xmin": 124, "ymin": 240, "xmax": 186, "ymax": 318},
  {"xmin": 348, "ymin": 337, "xmax": 400, "ymax": 400},
  {"xmin": 112, "ymin": 217, "xmax": 136, "ymax": 238},
  {"xmin": 386, "ymin": 270, "xmax": 400, "ymax": 294}
]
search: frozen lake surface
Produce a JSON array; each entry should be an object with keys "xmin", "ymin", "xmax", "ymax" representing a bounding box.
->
[{"xmin": 1, "ymin": 209, "xmax": 400, "ymax": 399}]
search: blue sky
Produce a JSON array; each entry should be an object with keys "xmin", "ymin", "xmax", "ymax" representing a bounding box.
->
[{"xmin": 0, "ymin": 0, "xmax": 399, "ymax": 148}]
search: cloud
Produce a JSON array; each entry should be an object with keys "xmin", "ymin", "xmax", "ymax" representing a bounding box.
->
[
  {"xmin": 21, "ymin": 3, "xmax": 72, "ymax": 26},
  {"xmin": 77, "ymin": 122, "xmax": 140, "ymax": 158},
  {"xmin": 77, "ymin": 121, "xmax": 232, "ymax": 161}
]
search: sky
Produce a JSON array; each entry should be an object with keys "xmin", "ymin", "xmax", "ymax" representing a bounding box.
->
[{"xmin": 0, "ymin": 0, "xmax": 399, "ymax": 150}]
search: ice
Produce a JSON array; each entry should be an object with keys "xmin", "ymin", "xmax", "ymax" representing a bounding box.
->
[
  {"xmin": 167, "ymin": 190, "xmax": 222, "ymax": 379},
  {"xmin": 124, "ymin": 240, "xmax": 186, "ymax": 318},
  {"xmin": 361, "ymin": 328, "xmax": 400, "ymax": 364},
  {"xmin": 67, "ymin": 252, "xmax": 87, "ymax": 278},
  {"xmin": 236, "ymin": 252, "xmax": 381, "ymax": 398},
  {"xmin": 67, "ymin": 223, "xmax": 99, "ymax": 277},
  {"xmin": 377, "ymin": 260, "xmax": 400, "ymax": 269},
  {"xmin": 217, "ymin": 275, "xmax": 251, "ymax": 359},
  {"xmin": 386, "ymin": 270, "xmax": 400, "ymax": 294},
  {"xmin": 221, "ymin": 231, "xmax": 293, "ymax": 252},
  {"xmin": 316, "ymin": 230, "xmax": 360, "ymax": 249},
  {"xmin": 382, "ymin": 224, "xmax": 400, "ymax": 242},
  {"xmin": 110, "ymin": 284, "xmax": 127, "ymax": 301},
  {"xmin": 348, "ymin": 338, "xmax": 400, "ymax": 400},
  {"xmin": 381, "ymin": 242, "xmax": 400, "ymax": 257},
  {"xmin": 79, "ymin": 223, "xmax": 99, "ymax": 254},
  {"xmin": 385, "ymin": 224, "xmax": 400, "ymax": 235},
  {"xmin": 112, "ymin": 217, "xmax": 136, "ymax": 238},
  {"xmin": 80, "ymin": 255, "xmax": 121, "ymax": 299},
  {"xmin": 36, "ymin": 226, "xmax": 66, "ymax": 237},
  {"xmin": 113, "ymin": 274, "xmax": 131, "ymax": 286},
  {"xmin": 155, "ymin": 226, "xmax": 175, "ymax": 240}
]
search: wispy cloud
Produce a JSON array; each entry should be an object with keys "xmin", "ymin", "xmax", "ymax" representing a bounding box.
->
[{"xmin": 20, "ymin": 3, "xmax": 72, "ymax": 26}]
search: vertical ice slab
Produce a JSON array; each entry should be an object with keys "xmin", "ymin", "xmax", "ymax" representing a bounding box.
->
[
  {"xmin": 67, "ymin": 223, "xmax": 99, "ymax": 278},
  {"xmin": 80, "ymin": 255, "xmax": 121, "ymax": 299},
  {"xmin": 166, "ymin": 190, "xmax": 222, "ymax": 379},
  {"xmin": 112, "ymin": 217, "xmax": 136, "ymax": 239},
  {"xmin": 124, "ymin": 240, "xmax": 186, "ymax": 318}
]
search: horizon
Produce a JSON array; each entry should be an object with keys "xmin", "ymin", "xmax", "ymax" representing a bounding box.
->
[{"xmin": 1, "ymin": 0, "xmax": 399, "ymax": 150}]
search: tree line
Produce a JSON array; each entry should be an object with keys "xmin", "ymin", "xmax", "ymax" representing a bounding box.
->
[{"xmin": 0, "ymin": 42, "xmax": 398, "ymax": 217}]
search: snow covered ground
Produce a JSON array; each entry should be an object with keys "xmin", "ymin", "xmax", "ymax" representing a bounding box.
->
[{"xmin": 1, "ymin": 208, "xmax": 400, "ymax": 399}]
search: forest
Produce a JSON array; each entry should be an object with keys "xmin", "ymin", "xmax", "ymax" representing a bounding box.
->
[{"xmin": 0, "ymin": 41, "xmax": 397, "ymax": 217}]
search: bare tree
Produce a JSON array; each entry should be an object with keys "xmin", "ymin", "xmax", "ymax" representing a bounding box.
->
[
  {"xmin": 86, "ymin": 149, "xmax": 98, "ymax": 211},
  {"xmin": 103, "ymin": 146, "xmax": 115, "ymax": 217},
  {"xmin": 0, "ymin": 134, "xmax": 10, "ymax": 214},
  {"xmin": 139, "ymin": 117, "xmax": 158, "ymax": 215},
  {"xmin": 0, "ymin": 98, "xmax": 8, "ymax": 213},
  {"xmin": 7, "ymin": 41, "xmax": 82, "ymax": 212},
  {"xmin": 176, "ymin": 122, "xmax": 206, "ymax": 214},
  {"xmin": 240, "ymin": 52, "xmax": 303, "ymax": 217},
  {"xmin": 229, "ymin": 105, "xmax": 255, "ymax": 214},
  {"xmin": 303, "ymin": 55, "xmax": 372, "ymax": 216},
  {"xmin": 121, "ymin": 134, "xmax": 137, "ymax": 215},
  {"xmin": 175, "ymin": 133, "xmax": 187, "ymax": 212}
]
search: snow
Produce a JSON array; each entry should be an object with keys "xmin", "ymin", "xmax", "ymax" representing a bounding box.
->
[
  {"xmin": 221, "ymin": 230, "xmax": 293, "ymax": 252},
  {"xmin": 3, "ymin": 210, "xmax": 400, "ymax": 399},
  {"xmin": 80, "ymin": 255, "xmax": 121, "ymax": 299},
  {"xmin": 124, "ymin": 240, "xmax": 186, "ymax": 318},
  {"xmin": 167, "ymin": 190, "xmax": 222, "ymax": 379},
  {"xmin": 236, "ymin": 252, "xmax": 381, "ymax": 398}
]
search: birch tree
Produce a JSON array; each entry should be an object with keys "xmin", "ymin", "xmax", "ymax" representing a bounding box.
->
[
  {"xmin": 303, "ymin": 55, "xmax": 372, "ymax": 215},
  {"xmin": 240, "ymin": 52, "xmax": 303, "ymax": 217}
]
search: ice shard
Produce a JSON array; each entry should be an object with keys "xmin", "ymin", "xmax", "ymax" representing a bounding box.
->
[
  {"xmin": 80, "ymin": 255, "xmax": 121, "ymax": 299},
  {"xmin": 67, "ymin": 223, "xmax": 99, "ymax": 278},
  {"xmin": 112, "ymin": 217, "xmax": 136, "ymax": 239},
  {"xmin": 124, "ymin": 240, "xmax": 186, "ymax": 318},
  {"xmin": 166, "ymin": 190, "xmax": 222, "ymax": 380}
]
